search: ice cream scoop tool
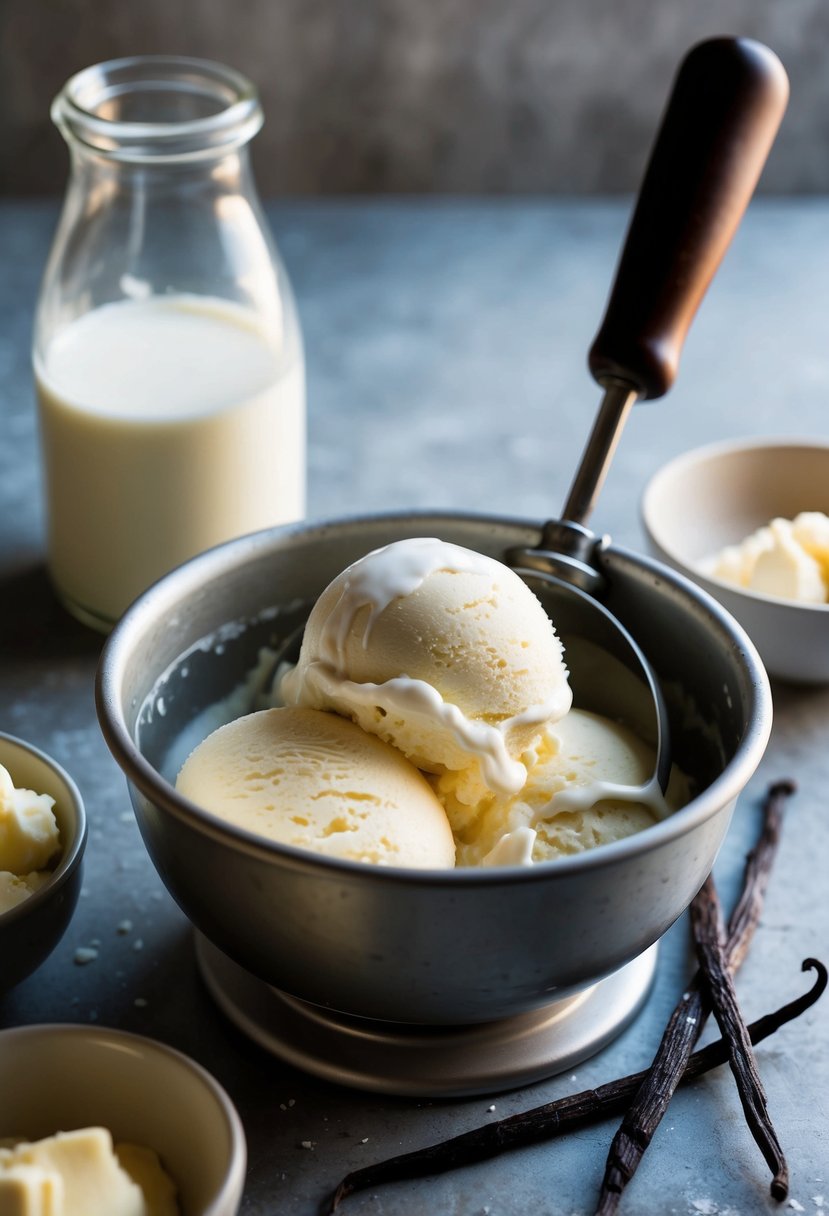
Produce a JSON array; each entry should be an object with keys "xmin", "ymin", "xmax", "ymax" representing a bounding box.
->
[
  {"xmin": 269, "ymin": 40, "xmax": 786, "ymax": 796},
  {"xmin": 507, "ymin": 36, "xmax": 788, "ymax": 785}
]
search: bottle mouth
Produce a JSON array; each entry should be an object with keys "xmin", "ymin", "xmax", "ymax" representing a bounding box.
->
[{"xmin": 52, "ymin": 55, "xmax": 263, "ymax": 162}]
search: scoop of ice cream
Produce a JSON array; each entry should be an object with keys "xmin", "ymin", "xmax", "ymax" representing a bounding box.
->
[
  {"xmin": 280, "ymin": 537, "xmax": 572, "ymax": 806},
  {"xmin": 176, "ymin": 706, "xmax": 455, "ymax": 868},
  {"xmin": 443, "ymin": 709, "xmax": 682, "ymax": 867},
  {"xmin": 702, "ymin": 512, "xmax": 829, "ymax": 604}
]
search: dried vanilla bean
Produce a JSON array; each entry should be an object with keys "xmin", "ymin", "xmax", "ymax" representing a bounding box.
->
[
  {"xmin": 691, "ymin": 876, "xmax": 788, "ymax": 1199},
  {"xmin": 593, "ymin": 778, "xmax": 794, "ymax": 1215},
  {"xmin": 325, "ymin": 957, "xmax": 824, "ymax": 1213}
]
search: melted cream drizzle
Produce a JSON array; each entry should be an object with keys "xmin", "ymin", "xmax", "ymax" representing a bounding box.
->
[
  {"xmin": 480, "ymin": 771, "xmax": 673, "ymax": 866},
  {"xmin": 320, "ymin": 537, "xmax": 500, "ymax": 665},
  {"xmin": 482, "ymin": 826, "xmax": 537, "ymax": 867},
  {"xmin": 302, "ymin": 666, "xmax": 571, "ymax": 795},
  {"xmin": 536, "ymin": 772, "xmax": 672, "ymax": 821}
]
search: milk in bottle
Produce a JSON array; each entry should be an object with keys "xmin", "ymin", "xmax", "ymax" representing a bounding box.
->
[{"xmin": 34, "ymin": 56, "xmax": 305, "ymax": 630}]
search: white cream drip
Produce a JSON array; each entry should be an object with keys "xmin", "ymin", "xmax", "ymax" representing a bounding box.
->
[
  {"xmin": 294, "ymin": 663, "xmax": 571, "ymax": 795},
  {"xmin": 530, "ymin": 771, "xmax": 673, "ymax": 824},
  {"xmin": 481, "ymin": 826, "xmax": 537, "ymax": 867},
  {"xmin": 319, "ymin": 537, "xmax": 500, "ymax": 666},
  {"xmin": 478, "ymin": 773, "xmax": 672, "ymax": 868}
]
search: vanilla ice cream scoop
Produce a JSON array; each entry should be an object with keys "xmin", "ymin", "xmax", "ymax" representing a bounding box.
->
[
  {"xmin": 176, "ymin": 706, "xmax": 455, "ymax": 868},
  {"xmin": 280, "ymin": 538, "xmax": 572, "ymax": 806}
]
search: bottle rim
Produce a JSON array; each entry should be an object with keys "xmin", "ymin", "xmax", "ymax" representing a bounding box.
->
[{"xmin": 51, "ymin": 55, "xmax": 264, "ymax": 163}]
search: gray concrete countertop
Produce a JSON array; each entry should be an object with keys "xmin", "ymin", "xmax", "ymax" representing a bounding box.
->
[{"xmin": 1, "ymin": 199, "xmax": 827, "ymax": 1215}]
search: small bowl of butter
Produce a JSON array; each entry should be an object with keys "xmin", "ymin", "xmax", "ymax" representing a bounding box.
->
[
  {"xmin": 642, "ymin": 436, "xmax": 829, "ymax": 683},
  {"xmin": 0, "ymin": 1023, "xmax": 246, "ymax": 1215},
  {"xmin": 0, "ymin": 733, "xmax": 87, "ymax": 990}
]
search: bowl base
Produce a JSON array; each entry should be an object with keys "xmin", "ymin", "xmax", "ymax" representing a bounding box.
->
[{"xmin": 195, "ymin": 934, "xmax": 658, "ymax": 1097}]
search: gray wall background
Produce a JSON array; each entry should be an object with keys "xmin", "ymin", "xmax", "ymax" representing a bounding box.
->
[{"xmin": 1, "ymin": 0, "xmax": 827, "ymax": 195}]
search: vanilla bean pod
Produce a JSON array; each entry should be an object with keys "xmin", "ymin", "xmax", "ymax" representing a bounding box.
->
[
  {"xmin": 691, "ymin": 876, "xmax": 789, "ymax": 1199},
  {"xmin": 325, "ymin": 957, "xmax": 825, "ymax": 1213},
  {"xmin": 593, "ymin": 777, "xmax": 794, "ymax": 1215}
]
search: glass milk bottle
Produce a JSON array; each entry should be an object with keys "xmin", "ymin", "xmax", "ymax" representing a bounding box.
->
[{"xmin": 33, "ymin": 56, "xmax": 305, "ymax": 631}]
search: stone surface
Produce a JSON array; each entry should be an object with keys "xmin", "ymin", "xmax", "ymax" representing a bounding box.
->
[
  {"xmin": 1, "ymin": 199, "xmax": 828, "ymax": 1214},
  {"xmin": 1, "ymin": 0, "xmax": 829, "ymax": 193}
]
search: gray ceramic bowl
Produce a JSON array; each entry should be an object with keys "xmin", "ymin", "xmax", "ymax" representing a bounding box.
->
[
  {"xmin": 0, "ymin": 1023, "xmax": 246, "ymax": 1216},
  {"xmin": 96, "ymin": 512, "xmax": 771, "ymax": 1027},
  {"xmin": 642, "ymin": 436, "xmax": 829, "ymax": 683},
  {"xmin": 0, "ymin": 733, "xmax": 86, "ymax": 991}
]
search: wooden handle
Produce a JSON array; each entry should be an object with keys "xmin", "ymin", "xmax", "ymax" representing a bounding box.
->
[{"xmin": 588, "ymin": 38, "xmax": 789, "ymax": 400}]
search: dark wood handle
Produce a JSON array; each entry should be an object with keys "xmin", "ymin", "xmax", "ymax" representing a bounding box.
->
[{"xmin": 588, "ymin": 38, "xmax": 789, "ymax": 399}]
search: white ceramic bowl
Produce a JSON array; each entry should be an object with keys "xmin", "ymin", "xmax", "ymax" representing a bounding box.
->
[
  {"xmin": 642, "ymin": 436, "xmax": 829, "ymax": 684},
  {"xmin": 0, "ymin": 733, "xmax": 86, "ymax": 990},
  {"xmin": 0, "ymin": 1024, "xmax": 246, "ymax": 1216}
]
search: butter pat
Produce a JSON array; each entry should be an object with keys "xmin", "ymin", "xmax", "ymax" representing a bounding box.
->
[
  {"xmin": 115, "ymin": 1145, "xmax": 179, "ymax": 1216},
  {"xmin": 0, "ymin": 766, "xmax": 60, "ymax": 876},
  {"xmin": 793, "ymin": 510, "xmax": 829, "ymax": 569},
  {"xmin": 0, "ymin": 1129, "xmax": 178, "ymax": 1216},
  {"xmin": 702, "ymin": 512, "xmax": 829, "ymax": 604},
  {"xmin": 0, "ymin": 1162, "xmax": 63, "ymax": 1215}
]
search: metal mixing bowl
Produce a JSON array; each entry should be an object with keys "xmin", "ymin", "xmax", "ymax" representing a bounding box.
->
[{"xmin": 96, "ymin": 512, "xmax": 771, "ymax": 1027}]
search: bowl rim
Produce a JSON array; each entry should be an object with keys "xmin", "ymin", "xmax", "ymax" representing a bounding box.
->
[
  {"xmin": 641, "ymin": 434, "xmax": 829, "ymax": 614},
  {"xmin": 96, "ymin": 508, "xmax": 772, "ymax": 885},
  {"xmin": 0, "ymin": 731, "xmax": 87, "ymax": 923},
  {"xmin": 0, "ymin": 1022, "xmax": 247, "ymax": 1216}
]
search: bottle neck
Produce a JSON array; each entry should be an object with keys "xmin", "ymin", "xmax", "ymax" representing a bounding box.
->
[
  {"xmin": 63, "ymin": 139, "xmax": 255, "ymax": 193},
  {"xmin": 52, "ymin": 55, "xmax": 263, "ymax": 167}
]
